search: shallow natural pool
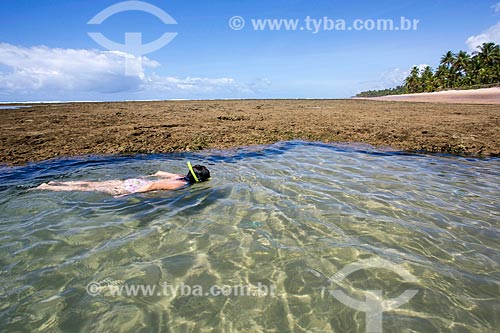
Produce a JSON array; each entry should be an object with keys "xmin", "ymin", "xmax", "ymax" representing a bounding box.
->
[
  {"xmin": 0, "ymin": 105, "xmax": 32, "ymax": 110},
  {"xmin": 0, "ymin": 141, "xmax": 499, "ymax": 332}
]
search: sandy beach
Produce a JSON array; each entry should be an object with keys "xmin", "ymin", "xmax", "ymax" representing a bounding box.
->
[
  {"xmin": 362, "ymin": 87, "xmax": 500, "ymax": 104},
  {"xmin": 1, "ymin": 99, "xmax": 499, "ymax": 165}
]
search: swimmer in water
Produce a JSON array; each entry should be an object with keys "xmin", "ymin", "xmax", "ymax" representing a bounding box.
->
[{"xmin": 36, "ymin": 163, "xmax": 210, "ymax": 196}]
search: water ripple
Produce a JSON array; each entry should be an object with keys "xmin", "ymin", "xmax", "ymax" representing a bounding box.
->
[{"xmin": 0, "ymin": 141, "xmax": 499, "ymax": 332}]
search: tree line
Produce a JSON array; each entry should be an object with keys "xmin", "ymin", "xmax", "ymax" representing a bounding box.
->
[{"xmin": 356, "ymin": 42, "xmax": 500, "ymax": 97}]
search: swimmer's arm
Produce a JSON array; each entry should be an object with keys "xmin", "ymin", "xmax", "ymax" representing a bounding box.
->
[{"xmin": 152, "ymin": 171, "xmax": 183, "ymax": 179}]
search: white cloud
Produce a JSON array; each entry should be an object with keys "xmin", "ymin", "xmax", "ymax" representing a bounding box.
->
[
  {"xmin": 357, "ymin": 64, "xmax": 428, "ymax": 92},
  {"xmin": 383, "ymin": 64, "xmax": 428, "ymax": 84},
  {"xmin": 0, "ymin": 43, "xmax": 158, "ymax": 94},
  {"xmin": 465, "ymin": 21, "xmax": 500, "ymax": 51},
  {"xmin": 0, "ymin": 43, "xmax": 261, "ymax": 101},
  {"xmin": 492, "ymin": 2, "xmax": 500, "ymax": 13},
  {"xmin": 145, "ymin": 75, "xmax": 249, "ymax": 94},
  {"xmin": 380, "ymin": 68, "xmax": 408, "ymax": 87},
  {"xmin": 465, "ymin": 3, "xmax": 500, "ymax": 52}
]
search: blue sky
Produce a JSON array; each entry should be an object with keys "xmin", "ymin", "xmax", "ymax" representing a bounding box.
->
[{"xmin": 1, "ymin": 0, "xmax": 499, "ymax": 101}]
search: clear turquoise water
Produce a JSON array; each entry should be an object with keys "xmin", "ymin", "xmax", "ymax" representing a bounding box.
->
[{"xmin": 0, "ymin": 141, "xmax": 499, "ymax": 332}]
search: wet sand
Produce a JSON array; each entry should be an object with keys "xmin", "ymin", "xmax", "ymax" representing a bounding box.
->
[{"xmin": 1, "ymin": 99, "xmax": 499, "ymax": 165}]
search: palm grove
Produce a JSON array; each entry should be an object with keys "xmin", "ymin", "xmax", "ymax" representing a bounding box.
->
[{"xmin": 356, "ymin": 42, "xmax": 500, "ymax": 97}]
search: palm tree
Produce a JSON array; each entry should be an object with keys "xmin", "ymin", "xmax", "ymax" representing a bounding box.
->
[
  {"xmin": 439, "ymin": 51, "xmax": 457, "ymax": 88},
  {"xmin": 420, "ymin": 66, "xmax": 434, "ymax": 92},
  {"xmin": 473, "ymin": 42, "xmax": 500, "ymax": 83},
  {"xmin": 466, "ymin": 55, "xmax": 482, "ymax": 85},
  {"xmin": 453, "ymin": 50, "xmax": 471, "ymax": 86},
  {"xmin": 475, "ymin": 42, "xmax": 499, "ymax": 65},
  {"xmin": 440, "ymin": 51, "xmax": 456, "ymax": 69},
  {"xmin": 434, "ymin": 65, "xmax": 449, "ymax": 89},
  {"xmin": 404, "ymin": 66, "xmax": 421, "ymax": 93}
]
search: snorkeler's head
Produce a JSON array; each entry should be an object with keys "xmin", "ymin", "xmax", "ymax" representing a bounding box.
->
[{"xmin": 186, "ymin": 164, "xmax": 210, "ymax": 184}]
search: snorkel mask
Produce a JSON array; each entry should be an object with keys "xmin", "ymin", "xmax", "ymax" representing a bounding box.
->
[{"xmin": 187, "ymin": 161, "xmax": 200, "ymax": 183}]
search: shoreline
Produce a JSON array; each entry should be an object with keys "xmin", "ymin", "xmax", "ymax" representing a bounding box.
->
[
  {"xmin": 358, "ymin": 87, "xmax": 500, "ymax": 104},
  {"xmin": 1, "ymin": 99, "xmax": 499, "ymax": 165}
]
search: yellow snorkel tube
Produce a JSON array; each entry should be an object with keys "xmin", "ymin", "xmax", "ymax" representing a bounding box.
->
[{"xmin": 187, "ymin": 161, "xmax": 200, "ymax": 183}]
